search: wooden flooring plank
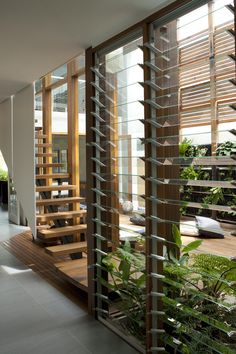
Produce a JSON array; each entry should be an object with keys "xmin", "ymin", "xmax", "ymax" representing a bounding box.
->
[
  {"xmin": 57, "ymin": 265, "xmax": 88, "ymax": 292},
  {"xmin": 181, "ymin": 234, "xmax": 236, "ymax": 258},
  {"xmin": 55, "ymin": 257, "xmax": 87, "ymax": 270}
]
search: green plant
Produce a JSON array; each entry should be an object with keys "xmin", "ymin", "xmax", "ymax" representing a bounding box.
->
[
  {"xmin": 216, "ymin": 141, "xmax": 236, "ymax": 157},
  {"xmin": 180, "ymin": 165, "xmax": 210, "ymax": 215},
  {"xmin": 202, "ymin": 187, "xmax": 225, "ymax": 206},
  {"xmin": 101, "ymin": 241, "xmax": 146, "ymax": 341},
  {"xmin": 100, "ymin": 226, "xmax": 236, "ymax": 352},
  {"xmin": 169, "ymin": 224, "xmax": 203, "ymax": 262},
  {"xmin": 179, "ymin": 138, "xmax": 208, "ymax": 158},
  {"xmin": 225, "ymin": 193, "xmax": 236, "ymax": 217},
  {"xmin": 164, "ymin": 225, "xmax": 236, "ymax": 353},
  {"xmin": 179, "ymin": 138, "xmax": 192, "ymax": 157},
  {"xmin": 192, "ymin": 253, "xmax": 236, "ymax": 298},
  {"xmin": 179, "ymin": 139, "xmax": 210, "ymax": 216},
  {"xmin": 0, "ymin": 168, "xmax": 8, "ymax": 181}
]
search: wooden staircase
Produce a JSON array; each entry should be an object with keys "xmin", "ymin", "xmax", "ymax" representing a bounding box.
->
[{"xmin": 35, "ymin": 129, "xmax": 88, "ymax": 291}]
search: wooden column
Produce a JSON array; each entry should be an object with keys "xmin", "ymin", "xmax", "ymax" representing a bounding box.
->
[
  {"xmin": 103, "ymin": 73, "xmax": 119, "ymax": 250},
  {"xmin": 42, "ymin": 75, "xmax": 52, "ymax": 161},
  {"xmin": 208, "ymin": 1, "xmax": 217, "ymax": 155},
  {"xmin": 143, "ymin": 23, "xmax": 154, "ymax": 353},
  {"xmin": 85, "ymin": 47, "xmax": 96, "ymax": 315},
  {"xmin": 235, "ymin": 0, "xmax": 236, "ymax": 73},
  {"xmin": 67, "ymin": 60, "xmax": 80, "ymax": 237},
  {"xmin": 144, "ymin": 19, "xmax": 180, "ymax": 352},
  {"xmin": 42, "ymin": 75, "xmax": 52, "ymax": 198}
]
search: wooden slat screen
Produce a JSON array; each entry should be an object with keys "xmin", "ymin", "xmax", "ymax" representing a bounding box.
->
[{"xmin": 180, "ymin": 20, "xmax": 235, "ymax": 128}]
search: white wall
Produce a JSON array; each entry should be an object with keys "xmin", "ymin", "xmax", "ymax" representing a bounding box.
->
[
  {"xmin": 0, "ymin": 98, "xmax": 13, "ymax": 175},
  {"xmin": 13, "ymin": 84, "xmax": 36, "ymax": 236}
]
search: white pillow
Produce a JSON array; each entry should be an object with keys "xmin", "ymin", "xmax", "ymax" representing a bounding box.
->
[
  {"xmin": 195, "ymin": 216, "xmax": 224, "ymax": 239},
  {"xmin": 180, "ymin": 220, "xmax": 199, "ymax": 237}
]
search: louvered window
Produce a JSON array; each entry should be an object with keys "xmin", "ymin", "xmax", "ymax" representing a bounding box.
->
[
  {"xmin": 86, "ymin": 1, "xmax": 236, "ymax": 353},
  {"xmin": 87, "ymin": 35, "xmax": 146, "ymax": 352},
  {"xmin": 143, "ymin": 0, "xmax": 236, "ymax": 352}
]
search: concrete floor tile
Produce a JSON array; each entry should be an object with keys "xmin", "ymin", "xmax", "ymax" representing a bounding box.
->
[
  {"xmin": 1, "ymin": 328, "xmax": 92, "ymax": 354},
  {"xmin": 0, "ymin": 207, "xmax": 139, "ymax": 354},
  {"xmin": 41, "ymin": 298, "xmax": 86, "ymax": 325},
  {"xmin": 68, "ymin": 316, "xmax": 139, "ymax": 354}
]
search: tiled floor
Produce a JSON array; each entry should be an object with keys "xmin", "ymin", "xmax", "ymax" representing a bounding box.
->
[
  {"xmin": 0, "ymin": 205, "xmax": 30, "ymax": 242},
  {"xmin": 0, "ymin": 206, "xmax": 138, "ymax": 354}
]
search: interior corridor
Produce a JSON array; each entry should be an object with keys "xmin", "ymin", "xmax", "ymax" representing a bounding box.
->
[{"xmin": 0, "ymin": 206, "xmax": 138, "ymax": 354}]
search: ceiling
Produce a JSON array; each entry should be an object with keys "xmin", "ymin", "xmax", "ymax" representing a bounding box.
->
[{"xmin": 0, "ymin": 0, "xmax": 175, "ymax": 102}]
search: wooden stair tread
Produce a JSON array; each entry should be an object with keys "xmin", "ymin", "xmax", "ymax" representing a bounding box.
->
[
  {"xmin": 36, "ymin": 153, "xmax": 54, "ymax": 157},
  {"xmin": 37, "ymin": 210, "xmax": 86, "ymax": 221},
  {"xmin": 36, "ymin": 173, "xmax": 70, "ymax": 179},
  {"xmin": 45, "ymin": 241, "xmax": 87, "ymax": 256},
  {"xmin": 39, "ymin": 224, "xmax": 87, "ymax": 237},
  {"xmin": 36, "ymin": 185, "xmax": 76, "ymax": 192},
  {"xmin": 56, "ymin": 262, "xmax": 88, "ymax": 291},
  {"xmin": 35, "ymin": 134, "xmax": 47, "ymax": 139},
  {"xmin": 36, "ymin": 163, "xmax": 64, "ymax": 168},
  {"xmin": 36, "ymin": 196, "xmax": 84, "ymax": 206},
  {"xmin": 55, "ymin": 257, "xmax": 87, "ymax": 270},
  {"xmin": 35, "ymin": 143, "xmax": 53, "ymax": 148}
]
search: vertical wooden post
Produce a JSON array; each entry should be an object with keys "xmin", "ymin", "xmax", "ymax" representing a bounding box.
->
[
  {"xmin": 104, "ymin": 73, "xmax": 119, "ymax": 249},
  {"xmin": 208, "ymin": 1, "xmax": 217, "ymax": 156},
  {"xmin": 42, "ymin": 75, "xmax": 52, "ymax": 163},
  {"xmin": 234, "ymin": 0, "xmax": 236, "ymax": 74},
  {"xmin": 42, "ymin": 75, "xmax": 52, "ymax": 196},
  {"xmin": 67, "ymin": 60, "xmax": 80, "ymax": 236},
  {"xmin": 85, "ymin": 47, "xmax": 96, "ymax": 315},
  {"xmin": 144, "ymin": 18, "xmax": 180, "ymax": 352},
  {"xmin": 208, "ymin": 1, "xmax": 218, "ymax": 219},
  {"xmin": 143, "ymin": 23, "xmax": 153, "ymax": 352}
]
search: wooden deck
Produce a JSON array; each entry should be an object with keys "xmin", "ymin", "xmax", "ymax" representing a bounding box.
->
[
  {"xmin": 1, "ymin": 221, "xmax": 235, "ymax": 297},
  {"xmin": 181, "ymin": 234, "xmax": 236, "ymax": 258},
  {"xmin": 1, "ymin": 231, "xmax": 88, "ymax": 305},
  {"xmin": 120, "ymin": 214, "xmax": 236, "ymax": 258}
]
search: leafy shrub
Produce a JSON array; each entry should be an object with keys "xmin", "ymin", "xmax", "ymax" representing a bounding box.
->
[
  {"xmin": 164, "ymin": 225, "xmax": 236, "ymax": 353},
  {"xmin": 101, "ymin": 241, "xmax": 146, "ymax": 341},
  {"xmin": 0, "ymin": 168, "xmax": 8, "ymax": 181},
  {"xmin": 216, "ymin": 141, "xmax": 236, "ymax": 157},
  {"xmin": 101, "ymin": 226, "xmax": 236, "ymax": 352}
]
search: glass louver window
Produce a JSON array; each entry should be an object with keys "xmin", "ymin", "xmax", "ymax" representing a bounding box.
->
[
  {"xmin": 88, "ymin": 35, "xmax": 147, "ymax": 351},
  {"xmin": 143, "ymin": 0, "xmax": 236, "ymax": 352},
  {"xmin": 87, "ymin": 0, "xmax": 236, "ymax": 353}
]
